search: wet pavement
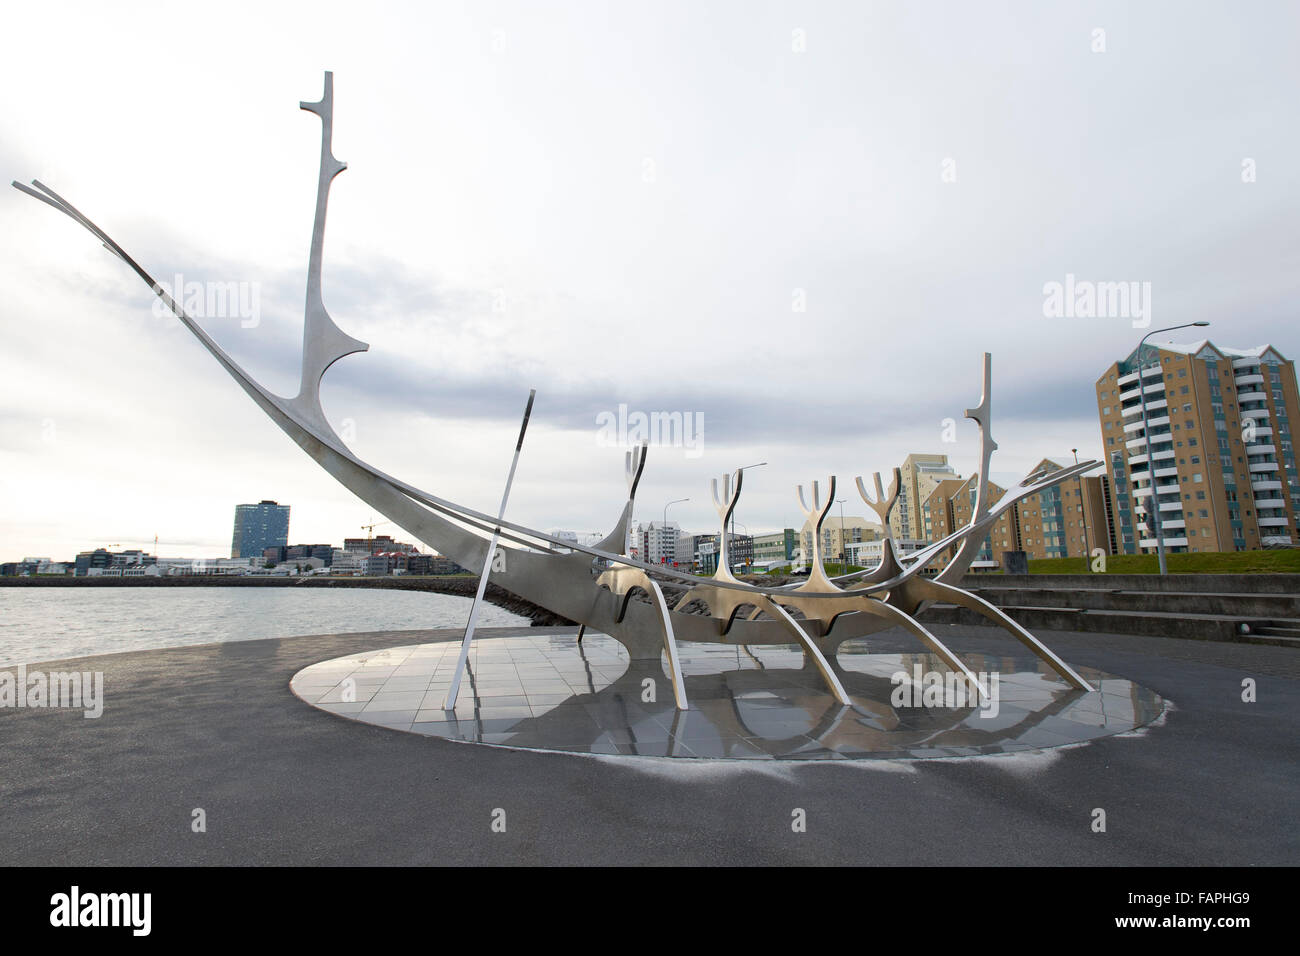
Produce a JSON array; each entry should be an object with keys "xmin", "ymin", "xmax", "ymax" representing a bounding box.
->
[{"xmin": 0, "ymin": 624, "xmax": 1295, "ymax": 865}]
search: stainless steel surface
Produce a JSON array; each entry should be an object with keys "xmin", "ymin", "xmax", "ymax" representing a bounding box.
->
[
  {"xmin": 14, "ymin": 73, "xmax": 1104, "ymax": 709},
  {"xmin": 290, "ymin": 633, "xmax": 1167, "ymax": 760},
  {"xmin": 444, "ymin": 389, "xmax": 537, "ymax": 710}
]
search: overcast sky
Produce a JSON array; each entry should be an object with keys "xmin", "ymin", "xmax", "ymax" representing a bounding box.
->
[{"xmin": 2, "ymin": 0, "xmax": 1297, "ymax": 560}]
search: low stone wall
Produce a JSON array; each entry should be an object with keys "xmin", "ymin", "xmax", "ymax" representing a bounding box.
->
[{"xmin": 957, "ymin": 572, "xmax": 1300, "ymax": 594}]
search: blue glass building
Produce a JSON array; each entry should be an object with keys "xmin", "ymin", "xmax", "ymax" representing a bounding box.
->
[{"xmin": 231, "ymin": 500, "xmax": 291, "ymax": 558}]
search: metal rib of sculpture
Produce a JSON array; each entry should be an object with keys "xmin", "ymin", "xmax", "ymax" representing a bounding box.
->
[{"xmin": 13, "ymin": 72, "xmax": 1099, "ymax": 710}]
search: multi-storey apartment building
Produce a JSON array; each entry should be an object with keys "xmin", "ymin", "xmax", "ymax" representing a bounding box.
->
[
  {"xmin": 799, "ymin": 516, "xmax": 882, "ymax": 567},
  {"xmin": 630, "ymin": 521, "xmax": 714, "ymax": 567},
  {"xmin": 627, "ymin": 520, "xmax": 683, "ymax": 566},
  {"xmin": 1095, "ymin": 340, "xmax": 1299, "ymax": 554},
  {"xmin": 891, "ymin": 454, "xmax": 961, "ymax": 541},
  {"xmin": 1014, "ymin": 458, "xmax": 1116, "ymax": 559},
  {"xmin": 921, "ymin": 476, "xmax": 1013, "ymax": 570}
]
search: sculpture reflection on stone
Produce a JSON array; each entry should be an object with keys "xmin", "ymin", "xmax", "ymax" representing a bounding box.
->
[{"xmin": 13, "ymin": 73, "xmax": 1101, "ymax": 714}]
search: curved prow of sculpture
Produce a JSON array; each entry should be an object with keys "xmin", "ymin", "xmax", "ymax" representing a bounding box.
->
[{"xmin": 290, "ymin": 70, "xmax": 369, "ymax": 441}]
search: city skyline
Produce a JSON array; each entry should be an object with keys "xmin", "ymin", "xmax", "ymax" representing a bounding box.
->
[{"xmin": 3, "ymin": 3, "xmax": 1298, "ymax": 560}]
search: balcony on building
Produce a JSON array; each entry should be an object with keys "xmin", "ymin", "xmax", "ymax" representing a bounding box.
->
[
  {"xmin": 1140, "ymin": 537, "xmax": 1189, "ymax": 548},
  {"xmin": 1119, "ymin": 379, "xmax": 1167, "ymax": 405},
  {"xmin": 1117, "ymin": 365, "xmax": 1164, "ymax": 388},
  {"xmin": 1121, "ymin": 397, "xmax": 1168, "ymax": 420}
]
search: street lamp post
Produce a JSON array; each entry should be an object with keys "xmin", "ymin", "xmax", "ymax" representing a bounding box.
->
[
  {"xmin": 662, "ymin": 497, "xmax": 689, "ymax": 566},
  {"xmin": 1136, "ymin": 321, "xmax": 1210, "ymax": 575}
]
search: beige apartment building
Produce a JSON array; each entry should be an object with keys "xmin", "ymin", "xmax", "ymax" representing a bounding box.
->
[
  {"xmin": 799, "ymin": 515, "xmax": 882, "ymax": 567},
  {"xmin": 1095, "ymin": 340, "xmax": 1299, "ymax": 554},
  {"xmin": 921, "ymin": 475, "xmax": 1013, "ymax": 570},
  {"xmin": 892, "ymin": 453, "xmax": 961, "ymax": 541},
  {"xmin": 1014, "ymin": 458, "xmax": 1115, "ymax": 560},
  {"xmin": 919, "ymin": 463, "xmax": 1115, "ymax": 568}
]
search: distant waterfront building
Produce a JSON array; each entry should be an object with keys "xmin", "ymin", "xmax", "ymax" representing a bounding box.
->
[
  {"xmin": 264, "ymin": 544, "xmax": 334, "ymax": 567},
  {"xmin": 331, "ymin": 549, "xmax": 364, "ymax": 572},
  {"xmin": 1095, "ymin": 340, "xmax": 1300, "ymax": 553},
  {"xmin": 752, "ymin": 529, "xmax": 797, "ymax": 565},
  {"xmin": 102, "ymin": 556, "xmax": 259, "ymax": 576},
  {"xmin": 847, "ymin": 538, "xmax": 927, "ymax": 568},
  {"xmin": 892, "ymin": 454, "xmax": 961, "ymax": 541},
  {"xmin": 628, "ymin": 521, "xmax": 683, "ymax": 566},
  {"xmin": 342, "ymin": 534, "xmax": 416, "ymax": 555},
  {"xmin": 1, "ymin": 557, "xmax": 69, "ymax": 576},
  {"xmin": 427, "ymin": 555, "xmax": 468, "ymax": 574},
  {"xmin": 692, "ymin": 531, "xmax": 754, "ymax": 574},
  {"xmin": 799, "ymin": 515, "xmax": 881, "ymax": 567},
  {"xmin": 231, "ymin": 500, "xmax": 290, "ymax": 558},
  {"xmin": 74, "ymin": 548, "xmax": 154, "ymax": 576}
]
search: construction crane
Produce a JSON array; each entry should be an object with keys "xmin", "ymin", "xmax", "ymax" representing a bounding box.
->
[{"xmin": 360, "ymin": 519, "xmax": 392, "ymax": 553}]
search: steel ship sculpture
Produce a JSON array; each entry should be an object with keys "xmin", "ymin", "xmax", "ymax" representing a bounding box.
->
[{"xmin": 14, "ymin": 73, "xmax": 1101, "ymax": 711}]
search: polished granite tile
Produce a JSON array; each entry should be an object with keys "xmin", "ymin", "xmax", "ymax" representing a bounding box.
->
[{"xmin": 290, "ymin": 633, "xmax": 1166, "ymax": 762}]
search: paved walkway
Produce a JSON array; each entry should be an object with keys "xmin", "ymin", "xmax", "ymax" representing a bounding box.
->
[{"xmin": 1, "ymin": 625, "xmax": 1295, "ymax": 865}]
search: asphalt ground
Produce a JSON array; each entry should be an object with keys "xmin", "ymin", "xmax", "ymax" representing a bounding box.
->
[{"xmin": 1, "ymin": 624, "xmax": 1295, "ymax": 866}]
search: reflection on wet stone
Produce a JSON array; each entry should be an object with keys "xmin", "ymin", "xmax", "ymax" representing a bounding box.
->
[{"xmin": 290, "ymin": 633, "xmax": 1166, "ymax": 761}]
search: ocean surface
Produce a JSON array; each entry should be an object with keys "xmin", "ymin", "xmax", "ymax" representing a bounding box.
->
[{"xmin": 0, "ymin": 588, "xmax": 529, "ymax": 666}]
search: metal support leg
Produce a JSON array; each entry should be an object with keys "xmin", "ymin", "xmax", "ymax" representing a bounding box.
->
[
  {"xmin": 444, "ymin": 390, "xmax": 536, "ymax": 711},
  {"xmin": 754, "ymin": 597, "xmax": 851, "ymax": 705},
  {"xmin": 915, "ymin": 579, "xmax": 1094, "ymax": 692},
  {"xmin": 646, "ymin": 579, "xmax": 689, "ymax": 710},
  {"xmin": 851, "ymin": 597, "xmax": 989, "ymax": 700}
]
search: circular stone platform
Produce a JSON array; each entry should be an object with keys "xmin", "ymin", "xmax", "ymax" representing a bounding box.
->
[{"xmin": 289, "ymin": 632, "xmax": 1166, "ymax": 760}]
